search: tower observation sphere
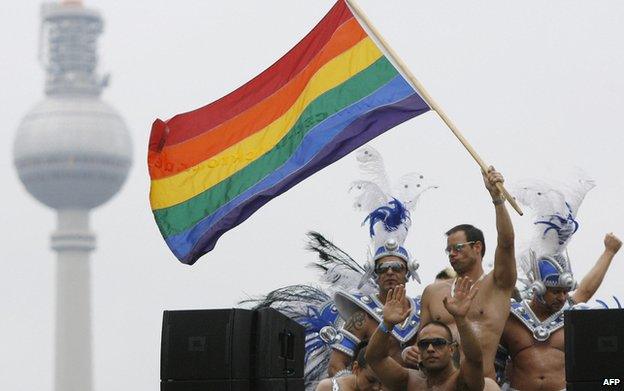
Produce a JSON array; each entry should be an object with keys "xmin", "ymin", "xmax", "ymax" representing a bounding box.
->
[
  {"xmin": 14, "ymin": 98, "xmax": 132, "ymax": 209},
  {"xmin": 13, "ymin": 2, "xmax": 132, "ymax": 209}
]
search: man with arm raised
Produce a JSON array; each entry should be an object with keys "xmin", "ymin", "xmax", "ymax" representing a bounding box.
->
[
  {"xmin": 500, "ymin": 233, "xmax": 621, "ymax": 390},
  {"xmin": 417, "ymin": 167, "xmax": 516, "ymax": 379},
  {"xmin": 366, "ymin": 279, "xmax": 499, "ymax": 390},
  {"xmin": 328, "ymin": 251, "xmax": 421, "ymax": 375}
]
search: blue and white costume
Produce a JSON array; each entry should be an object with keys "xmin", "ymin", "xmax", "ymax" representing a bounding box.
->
[
  {"xmin": 244, "ymin": 146, "xmax": 436, "ymax": 390},
  {"xmin": 510, "ymin": 298, "xmax": 570, "ymax": 342},
  {"xmin": 510, "ymin": 252, "xmax": 578, "ymax": 341},
  {"xmin": 329, "ymin": 145, "xmax": 438, "ymax": 362},
  {"xmin": 494, "ymin": 172, "xmax": 595, "ymax": 386},
  {"xmin": 332, "ymin": 291, "xmax": 421, "ymax": 356},
  {"xmin": 330, "ymin": 198, "xmax": 422, "ymax": 359}
]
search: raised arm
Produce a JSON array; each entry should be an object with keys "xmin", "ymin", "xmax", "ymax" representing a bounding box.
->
[
  {"xmin": 572, "ymin": 233, "xmax": 622, "ymax": 304},
  {"xmin": 417, "ymin": 284, "xmax": 433, "ymax": 331},
  {"xmin": 366, "ymin": 285, "xmax": 411, "ymax": 391},
  {"xmin": 443, "ymin": 277, "xmax": 484, "ymax": 391},
  {"xmin": 483, "ymin": 167, "xmax": 516, "ymax": 289}
]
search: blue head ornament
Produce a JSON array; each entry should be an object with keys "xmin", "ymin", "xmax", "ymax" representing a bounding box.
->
[
  {"xmin": 364, "ymin": 198, "xmax": 410, "ymax": 238},
  {"xmin": 534, "ymin": 202, "xmax": 579, "ymax": 246},
  {"xmin": 530, "ymin": 254, "xmax": 576, "ymax": 299},
  {"xmin": 358, "ymin": 198, "xmax": 421, "ymax": 286},
  {"xmin": 537, "ymin": 258, "xmax": 562, "ymax": 286},
  {"xmin": 363, "ymin": 198, "xmax": 411, "ymax": 264}
]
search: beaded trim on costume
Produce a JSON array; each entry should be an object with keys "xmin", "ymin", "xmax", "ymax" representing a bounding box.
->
[{"xmin": 510, "ymin": 299, "xmax": 570, "ymax": 341}]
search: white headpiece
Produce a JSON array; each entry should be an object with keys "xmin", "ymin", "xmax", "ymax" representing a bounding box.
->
[
  {"xmin": 349, "ymin": 145, "xmax": 437, "ymax": 288},
  {"xmin": 512, "ymin": 170, "xmax": 595, "ymax": 298}
]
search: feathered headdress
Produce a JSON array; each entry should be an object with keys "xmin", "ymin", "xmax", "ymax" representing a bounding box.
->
[
  {"xmin": 240, "ymin": 284, "xmax": 339, "ymax": 388},
  {"xmin": 241, "ymin": 231, "xmax": 376, "ymax": 390},
  {"xmin": 306, "ymin": 231, "xmax": 377, "ymax": 296},
  {"xmin": 511, "ymin": 170, "xmax": 595, "ymax": 297},
  {"xmin": 349, "ymin": 145, "xmax": 437, "ymax": 287}
]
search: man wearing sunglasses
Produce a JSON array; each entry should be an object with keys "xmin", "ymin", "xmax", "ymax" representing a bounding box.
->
[
  {"xmin": 328, "ymin": 252, "xmax": 422, "ymax": 376},
  {"xmin": 367, "ymin": 279, "xmax": 500, "ymax": 390},
  {"xmin": 417, "ymin": 167, "xmax": 517, "ymax": 380}
]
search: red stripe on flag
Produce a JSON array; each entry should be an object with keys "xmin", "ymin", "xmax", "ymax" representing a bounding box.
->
[{"xmin": 161, "ymin": 1, "xmax": 353, "ymax": 147}]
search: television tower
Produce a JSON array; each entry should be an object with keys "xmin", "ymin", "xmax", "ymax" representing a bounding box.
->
[{"xmin": 12, "ymin": 1, "xmax": 132, "ymax": 390}]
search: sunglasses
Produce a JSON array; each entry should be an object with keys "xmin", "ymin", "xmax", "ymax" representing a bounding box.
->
[
  {"xmin": 416, "ymin": 338, "xmax": 453, "ymax": 350},
  {"xmin": 375, "ymin": 260, "xmax": 407, "ymax": 274},
  {"xmin": 444, "ymin": 241, "xmax": 476, "ymax": 255}
]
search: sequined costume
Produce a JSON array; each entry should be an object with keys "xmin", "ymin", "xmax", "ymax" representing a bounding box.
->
[{"xmin": 244, "ymin": 146, "xmax": 435, "ymax": 390}]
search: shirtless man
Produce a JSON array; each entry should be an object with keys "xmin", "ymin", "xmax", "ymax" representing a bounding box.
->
[
  {"xmin": 417, "ymin": 167, "xmax": 516, "ymax": 379},
  {"xmin": 366, "ymin": 279, "xmax": 499, "ymax": 390},
  {"xmin": 399, "ymin": 268, "xmax": 457, "ymax": 368},
  {"xmin": 500, "ymin": 233, "xmax": 622, "ymax": 391},
  {"xmin": 317, "ymin": 344, "xmax": 384, "ymax": 391}
]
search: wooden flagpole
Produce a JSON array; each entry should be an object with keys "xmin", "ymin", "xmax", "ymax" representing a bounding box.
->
[{"xmin": 344, "ymin": 0, "xmax": 523, "ymax": 215}]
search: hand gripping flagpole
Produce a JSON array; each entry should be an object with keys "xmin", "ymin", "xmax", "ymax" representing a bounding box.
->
[{"xmin": 344, "ymin": 0, "xmax": 523, "ymax": 216}]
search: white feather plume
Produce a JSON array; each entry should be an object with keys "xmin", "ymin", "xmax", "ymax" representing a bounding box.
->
[
  {"xmin": 355, "ymin": 146, "xmax": 392, "ymax": 196},
  {"xmin": 559, "ymin": 168, "xmax": 596, "ymax": 216},
  {"xmin": 511, "ymin": 171, "xmax": 595, "ymax": 283},
  {"xmin": 351, "ymin": 145, "xmax": 437, "ymax": 215},
  {"xmin": 349, "ymin": 180, "xmax": 389, "ymax": 212},
  {"xmin": 395, "ymin": 172, "xmax": 439, "ymax": 211}
]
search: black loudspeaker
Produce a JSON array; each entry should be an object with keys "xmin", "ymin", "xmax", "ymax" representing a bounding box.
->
[
  {"xmin": 160, "ymin": 379, "xmax": 305, "ymax": 391},
  {"xmin": 565, "ymin": 309, "xmax": 624, "ymax": 390},
  {"xmin": 161, "ymin": 379, "xmax": 250, "ymax": 391},
  {"xmin": 254, "ymin": 378, "xmax": 305, "ymax": 391},
  {"xmin": 161, "ymin": 309, "xmax": 253, "ymax": 381},
  {"xmin": 161, "ymin": 308, "xmax": 305, "ymax": 391},
  {"xmin": 254, "ymin": 308, "xmax": 305, "ymax": 379}
]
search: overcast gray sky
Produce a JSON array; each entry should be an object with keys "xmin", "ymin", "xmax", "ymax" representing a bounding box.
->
[{"xmin": 2, "ymin": 1, "xmax": 624, "ymax": 389}]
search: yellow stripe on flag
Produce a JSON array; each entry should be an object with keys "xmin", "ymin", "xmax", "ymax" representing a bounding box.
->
[{"xmin": 150, "ymin": 37, "xmax": 382, "ymax": 210}]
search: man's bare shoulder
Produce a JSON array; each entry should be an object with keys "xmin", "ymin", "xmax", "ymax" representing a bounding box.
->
[
  {"xmin": 315, "ymin": 378, "xmax": 333, "ymax": 391},
  {"xmin": 423, "ymin": 279, "xmax": 453, "ymax": 296},
  {"xmin": 484, "ymin": 377, "xmax": 501, "ymax": 390},
  {"xmin": 477, "ymin": 271, "xmax": 511, "ymax": 293}
]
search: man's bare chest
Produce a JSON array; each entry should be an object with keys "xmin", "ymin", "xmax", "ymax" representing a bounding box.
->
[
  {"xmin": 430, "ymin": 289, "xmax": 507, "ymax": 326},
  {"xmin": 430, "ymin": 299, "xmax": 455, "ymax": 324},
  {"xmin": 410, "ymin": 372, "xmax": 460, "ymax": 391},
  {"xmin": 509, "ymin": 300, "xmax": 567, "ymax": 342},
  {"xmin": 507, "ymin": 318, "xmax": 565, "ymax": 355}
]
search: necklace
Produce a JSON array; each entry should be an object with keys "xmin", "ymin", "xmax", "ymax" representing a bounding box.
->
[{"xmin": 450, "ymin": 273, "xmax": 485, "ymax": 297}]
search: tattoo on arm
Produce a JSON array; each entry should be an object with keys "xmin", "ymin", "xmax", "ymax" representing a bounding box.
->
[{"xmin": 344, "ymin": 311, "xmax": 366, "ymax": 333}]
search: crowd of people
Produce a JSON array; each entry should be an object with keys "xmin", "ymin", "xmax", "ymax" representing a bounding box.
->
[
  {"xmin": 251, "ymin": 146, "xmax": 621, "ymax": 391},
  {"xmin": 311, "ymin": 165, "xmax": 621, "ymax": 391}
]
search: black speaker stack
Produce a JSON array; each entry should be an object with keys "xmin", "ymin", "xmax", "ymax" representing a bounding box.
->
[
  {"xmin": 161, "ymin": 308, "xmax": 305, "ymax": 391},
  {"xmin": 564, "ymin": 308, "xmax": 624, "ymax": 391}
]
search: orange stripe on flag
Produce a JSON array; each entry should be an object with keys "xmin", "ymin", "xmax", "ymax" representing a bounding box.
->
[{"xmin": 149, "ymin": 18, "xmax": 367, "ymax": 180}]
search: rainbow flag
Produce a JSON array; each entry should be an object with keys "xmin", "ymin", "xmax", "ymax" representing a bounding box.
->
[{"xmin": 148, "ymin": 0, "xmax": 430, "ymax": 264}]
